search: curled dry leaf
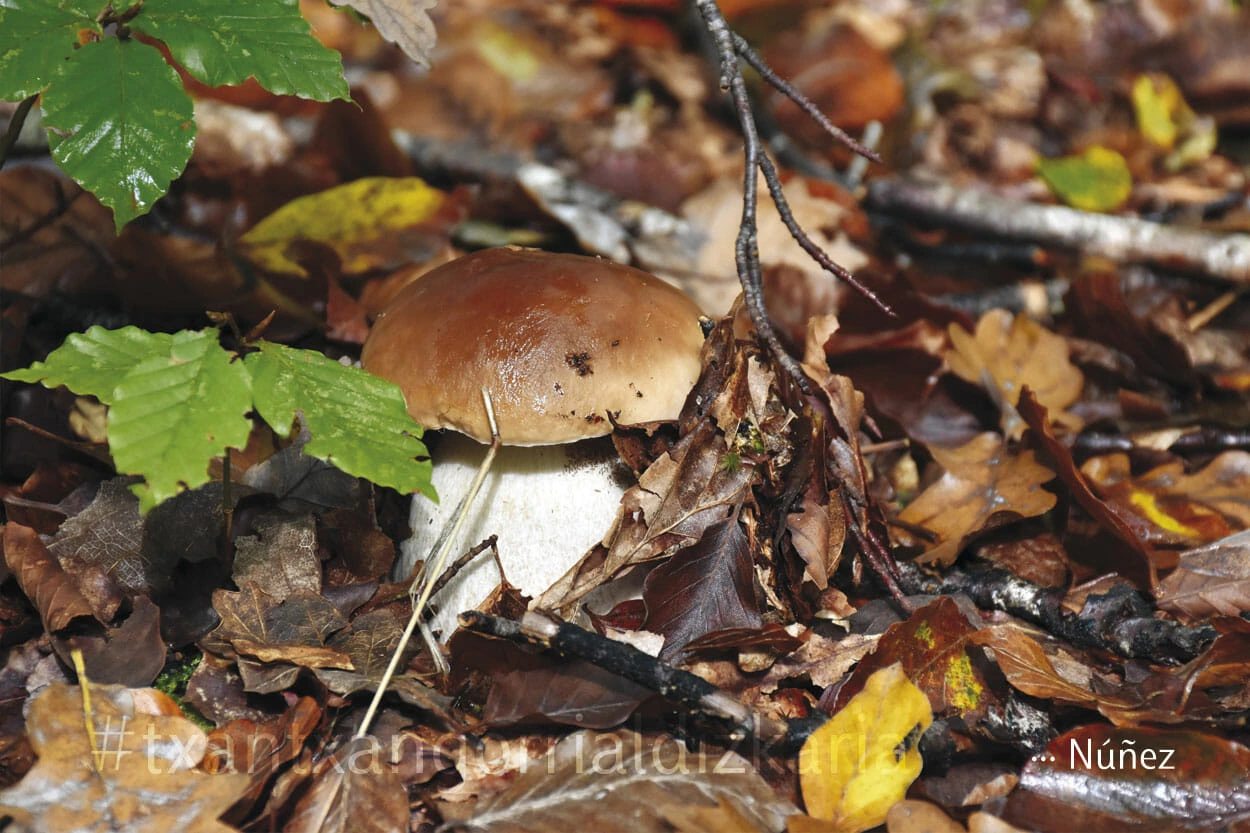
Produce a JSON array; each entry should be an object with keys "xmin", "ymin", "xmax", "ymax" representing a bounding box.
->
[
  {"xmin": 440, "ymin": 730, "xmax": 797, "ymax": 833},
  {"xmin": 0, "ymin": 682, "xmax": 249, "ymax": 833},
  {"xmin": 947, "ymin": 310, "xmax": 1083, "ymax": 439},
  {"xmin": 2, "ymin": 523, "xmax": 94, "ymax": 632},
  {"xmin": 1157, "ymin": 529, "xmax": 1250, "ymax": 620},
  {"xmin": 896, "ymin": 433, "xmax": 1057, "ymax": 566}
]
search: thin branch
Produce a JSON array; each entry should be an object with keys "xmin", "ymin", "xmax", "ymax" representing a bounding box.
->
[
  {"xmin": 692, "ymin": 0, "xmax": 893, "ymax": 394},
  {"xmin": 731, "ymin": 34, "xmax": 881, "ymax": 163},
  {"xmin": 895, "ymin": 561, "xmax": 1216, "ymax": 665},
  {"xmin": 867, "ymin": 177, "xmax": 1250, "ymax": 284},
  {"xmin": 460, "ymin": 610, "xmax": 826, "ymax": 754}
]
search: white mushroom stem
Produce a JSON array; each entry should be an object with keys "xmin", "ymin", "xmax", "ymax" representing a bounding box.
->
[{"xmin": 400, "ymin": 432, "xmax": 632, "ymax": 640}]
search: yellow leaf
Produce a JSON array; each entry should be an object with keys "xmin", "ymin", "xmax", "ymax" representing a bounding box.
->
[
  {"xmin": 238, "ymin": 176, "xmax": 446, "ymax": 276},
  {"xmin": 1036, "ymin": 146, "xmax": 1132, "ymax": 213},
  {"xmin": 799, "ymin": 663, "xmax": 934, "ymax": 833},
  {"xmin": 1131, "ymin": 74, "xmax": 1182, "ymax": 150}
]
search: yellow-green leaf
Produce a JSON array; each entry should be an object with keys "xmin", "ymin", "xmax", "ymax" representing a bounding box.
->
[
  {"xmin": 1036, "ymin": 146, "xmax": 1132, "ymax": 213},
  {"xmin": 237, "ymin": 176, "xmax": 447, "ymax": 276},
  {"xmin": 1131, "ymin": 74, "xmax": 1183, "ymax": 150},
  {"xmin": 798, "ymin": 663, "xmax": 933, "ymax": 833}
]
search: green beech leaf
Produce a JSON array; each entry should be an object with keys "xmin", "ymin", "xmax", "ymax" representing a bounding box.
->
[
  {"xmin": 40, "ymin": 37, "xmax": 196, "ymax": 230},
  {"xmin": 0, "ymin": 0, "xmax": 101, "ymax": 100},
  {"xmin": 1036, "ymin": 146, "xmax": 1133, "ymax": 213},
  {"xmin": 132, "ymin": 0, "xmax": 349, "ymax": 101},
  {"xmin": 245, "ymin": 342, "xmax": 435, "ymax": 500},
  {"xmin": 107, "ymin": 330, "xmax": 253, "ymax": 513},
  {"xmin": 0, "ymin": 325, "xmax": 175, "ymax": 403}
]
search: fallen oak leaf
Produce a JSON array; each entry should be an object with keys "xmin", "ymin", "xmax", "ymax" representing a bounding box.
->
[
  {"xmin": 947, "ymin": 310, "xmax": 1083, "ymax": 439},
  {"xmin": 798, "ymin": 663, "xmax": 933, "ymax": 833},
  {"xmin": 0, "ymin": 682, "xmax": 249, "ymax": 833},
  {"xmin": 896, "ymin": 433, "xmax": 1057, "ymax": 566}
]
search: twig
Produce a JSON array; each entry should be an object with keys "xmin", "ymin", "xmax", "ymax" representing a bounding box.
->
[
  {"xmin": 0, "ymin": 94, "xmax": 37, "ymax": 168},
  {"xmin": 356, "ymin": 388, "xmax": 501, "ymax": 739},
  {"xmin": 425, "ymin": 535, "xmax": 498, "ymax": 609},
  {"xmin": 691, "ymin": 0, "xmax": 892, "ymax": 393},
  {"xmin": 460, "ymin": 610, "xmax": 826, "ymax": 754},
  {"xmin": 867, "ymin": 178, "xmax": 1250, "ymax": 284},
  {"xmin": 895, "ymin": 561, "xmax": 1216, "ymax": 665}
]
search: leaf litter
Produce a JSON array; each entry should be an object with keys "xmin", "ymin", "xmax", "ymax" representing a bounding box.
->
[{"xmin": 3, "ymin": 0, "xmax": 1250, "ymax": 831}]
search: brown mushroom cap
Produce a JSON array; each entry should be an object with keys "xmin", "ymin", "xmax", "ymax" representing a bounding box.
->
[{"xmin": 362, "ymin": 247, "xmax": 705, "ymax": 445}]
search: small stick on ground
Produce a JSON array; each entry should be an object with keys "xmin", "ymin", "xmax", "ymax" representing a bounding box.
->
[
  {"xmin": 460, "ymin": 609, "xmax": 826, "ymax": 754},
  {"xmin": 867, "ymin": 177, "xmax": 1250, "ymax": 283}
]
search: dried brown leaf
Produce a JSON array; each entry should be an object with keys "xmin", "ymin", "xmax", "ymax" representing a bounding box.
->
[
  {"xmin": 286, "ymin": 735, "xmax": 409, "ymax": 833},
  {"xmin": 58, "ymin": 596, "xmax": 166, "ymax": 687},
  {"xmin": 484, "ymin": 662, "xmax": 651, "ymax": 729},
  {"xmin": 1157, "ymin": 529, "xmax": 1250, "ymax": 619},
  {"xmin": 642, "ymin": 518, "xmax": 762, "ymax": 662},
  {"xmin": 328, "ymin": 0, "xmax": 437, "ymax": 69},
  {"xmin": 1082, "ymin": 452, "xmax": 1250, "ymax": 546},
  {"xmin": 2, "ymin": 522, "xmax": 94, "ymax": 631},
  {"xmin": 231, "ymin": 514, "xmax": 321, "ymax": 600},
  {"xmin": 0, "ymin": 682, "xmax": 249, "ymax": 833},
  {"xmin": 440, "ymin": 730, "xmax": 796, "ymax": 833},
  {"xmin": 947, "ymin": 310, "xmax": 1083, "ymax": 438},
  {"xmin": 896, "ymin": 434, "xmax": 1057, "ymax": 566},
  {"xmin": 209, "ymin": 583, "xmax": 353, "ymax": 670}
]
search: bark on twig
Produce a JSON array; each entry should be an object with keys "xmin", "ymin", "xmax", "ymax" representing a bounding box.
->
[
  {"xmin": 895, "ymin": 561, "xmax": 1216, "ymax": 665},
  {"xmin": 867, "ymin": 178, "xmax": 1250, "ymax": 284}
]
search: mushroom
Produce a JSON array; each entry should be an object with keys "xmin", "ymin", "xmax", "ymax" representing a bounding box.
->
[{"xmin": 362, "ymin": 247, "xmax": 705, "ymax": 638}]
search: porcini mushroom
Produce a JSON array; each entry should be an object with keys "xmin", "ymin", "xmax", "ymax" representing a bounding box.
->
[{"xmin": 362, "ymin": 247, "xmax": 705, "ymax": 637}]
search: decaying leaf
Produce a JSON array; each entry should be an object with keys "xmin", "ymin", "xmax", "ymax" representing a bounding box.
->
[
  {"xmin": 836, "ymin": 597, "xmax": 994, "ymax": 725},
  {"xmin": 540, "ymin": 418, "xmax": 753, "ymax": 609},
  {"xmin": 285, "ymin": 736, "xmax": 409, "ymax": 833},
  {"xmin": 328, "ymin": 0, "xmax": 438, "ymax": 69},
  {"xmin": 2, "ymin": 523, "xmax": 94, "ymax": 632},
  {"xmin": 441, "ymin": 730, "xmax": 797, "ymax": 833},
  {"xmin": 1081, "ymin": 452, "xmax": 1250, "ymax": 547},
  {"xmin": 0, "ymin": 682, "xmax": 249, "ymax": 833},
  {"xmin": 1003, "ymin": 724, "xmax": 1250, "ymax": 831},
  {"xmin": 896, "ymin": 433, "xmax": 1057, "ymax": 566},
  {"xmin": 208, "ymin": 583, "xmax": 353, "ymax": 672},
  {"xmin": 642, "ymin": 518, "xmax": 762, "ymax": 662},
  {"xmin": 1157, "ymin": 529, "xmax": 1250, "ymax": 620},
  {"xmin": 237, "ymin": 177, "xmax": 455, "ymax": 276},
  {"xmin": 947, "ymin": 310, "xmax": 1083, "ymax": 438},
  {"xmin": 798, "ymin": 663, "xmax": 932, "ymax": 833}
]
